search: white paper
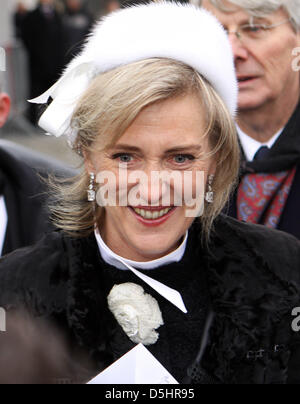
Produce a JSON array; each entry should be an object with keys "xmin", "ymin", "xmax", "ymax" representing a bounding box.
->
[{"xmin": 88, "ymin": 344, "xmax": 179, "ymax": 385}]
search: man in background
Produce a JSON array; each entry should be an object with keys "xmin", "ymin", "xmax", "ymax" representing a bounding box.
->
[
  {"xmin": 14, "ymin": 2, "xmax": 28, "ymax": 39},
  {"xmin": 0, "ymin": 86, "xmax": 74, "ymax": 256},
  {"xmin": 201, "ymin": 0, "xmax": 300, "ymax": 239},
  {"xmin": 63, "ymin": 0, "xmax": 93, "ymax": 64},
  {"xmin": 21, "ymin": 0, "xmax": 64, "ymax": 124},
  {"xmin": 105, "ymin": 0, "xmax": 121, "ymax": 14}
]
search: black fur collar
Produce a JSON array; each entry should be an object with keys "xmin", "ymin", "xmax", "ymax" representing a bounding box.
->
[{"xmin": 62, "ymin": 216, "xmax": 300, "ymax": 383}]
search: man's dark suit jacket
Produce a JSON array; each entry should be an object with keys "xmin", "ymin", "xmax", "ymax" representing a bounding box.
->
[
  {"xmin": 0, "ymin": 140, "xmax": 76, "ymax": 256},
  {"xmin": 228, "ymin": 101, "xmax": 300, "ymax": 240}
]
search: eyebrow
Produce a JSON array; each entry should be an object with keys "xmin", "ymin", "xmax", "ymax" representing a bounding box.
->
[
  {"xmin": 242, "ymin": 16, "xmax": 271, "ymax": 26},
  {"xmin": 221, "ymin": 18, "xmax": 253, "ymax": 30},
  {"xmin": 111, "ymin": 144, "xmax": 203, "ymax": 153}
]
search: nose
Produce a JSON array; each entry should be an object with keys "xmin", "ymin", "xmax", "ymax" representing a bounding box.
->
[
  {"xmin": 140, "ymin": 175, "xmax": 162, "ymax": 206},
  {"xmin": 135, "ymin": 163, "xmax": 169, "ymax": 206},
  {"xmin": 228, "ymin": 33, "xmax": 249, "ymax": 62}
]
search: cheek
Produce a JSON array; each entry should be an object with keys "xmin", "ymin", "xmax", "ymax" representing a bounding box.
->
[
  {"xmin": 181, "ymin": 167, "xmax": 209, "ymax": 219},
  {"xmin": 258, "ymin": 38, "xmax": 297, "ymax": 76},
  {"xmin": 103, "ymin": 206, "xmax": 129, "ymax": 231},
  {"xmin": 181, "ymin": 171, "xmax": 205, "ymax": 199}
]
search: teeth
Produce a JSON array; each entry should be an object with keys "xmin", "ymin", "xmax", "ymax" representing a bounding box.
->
[
  {"xmin": 145, "ymin": 211, "xmax": 152, "ymax": 219},
  {"xmin": 132, "ymin": 207, "xmax": 173, "ymax": 220},
  {"xmin": 152, "ymin": 211, "xmax": 159, "ymax": 219}
]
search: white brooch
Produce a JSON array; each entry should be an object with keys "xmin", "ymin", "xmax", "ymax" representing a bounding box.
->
[{"xmin": 107, "ymin": 283, "xmax": 164, "ymax": 346}]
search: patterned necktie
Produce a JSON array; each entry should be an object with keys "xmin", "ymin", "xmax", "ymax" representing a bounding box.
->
[{"xmin": 237, "ymin": 166, "xmax": 297, "ymax": 228}]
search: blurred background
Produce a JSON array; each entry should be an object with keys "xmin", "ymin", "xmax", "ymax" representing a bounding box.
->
[{"xmin": 0, "ymin": 0, "xmax": 177, "ymax": 166}]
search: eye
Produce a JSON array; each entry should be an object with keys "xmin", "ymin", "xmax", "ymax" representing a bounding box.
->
[
  {"xmin": 112, "ymin": 153, "xmax": 133, "ymax": 163},
  {"xmin": 173, "ymin": 154, "xmax": 195, "ymax": 164},
  {"xmin": 242, "ymin": 24, "xmax": 265, "ymax": 34}
]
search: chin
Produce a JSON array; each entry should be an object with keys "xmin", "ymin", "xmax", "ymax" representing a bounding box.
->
[
  {"xmin": 238, "ymin": 91, "xmax": 272, "ymax": 112},
  {"xmin": 129, "ymin": 233, "xmax": 180, "ymax": 260}
]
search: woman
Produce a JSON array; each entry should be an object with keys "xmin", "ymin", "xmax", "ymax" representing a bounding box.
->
[{"xmin": 0, "ymin": 2, "xmax": 300, "ymax": 384}]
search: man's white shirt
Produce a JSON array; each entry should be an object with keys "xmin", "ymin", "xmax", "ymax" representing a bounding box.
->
[
  {"xmin": 0, "ymin": 196, "xmax": 7, "ymax": 256},
  {"xmin": 236, "ymin": 126, "xmax": 283, "ymax": 162}
]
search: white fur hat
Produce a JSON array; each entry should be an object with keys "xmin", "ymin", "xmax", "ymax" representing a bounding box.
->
[{"xmin": 30, "ymin": 1, "xmax": 238, "ymax": 142}]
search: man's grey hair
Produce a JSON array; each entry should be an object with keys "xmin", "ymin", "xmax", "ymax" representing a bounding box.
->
[{"xmin": 196, "ymin": 0, "xmax": 300, "ymax": 31}]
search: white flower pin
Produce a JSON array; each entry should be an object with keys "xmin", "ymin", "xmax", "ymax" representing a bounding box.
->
[{"xmin": 108, "ymin": 283, "xmax": 164, "ymax": 346}]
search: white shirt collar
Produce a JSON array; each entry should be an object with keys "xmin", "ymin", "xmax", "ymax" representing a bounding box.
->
[
  {"xmin": 0, "ymin": 196, "xmax": 8, "ymax": 257},
  {"xmin": 236, "ymin": 125, "xmax": 283, "ymax": 162},
  {"xmin": 94, "ymin": 228, "xmax": 189, "ymax": 271}
]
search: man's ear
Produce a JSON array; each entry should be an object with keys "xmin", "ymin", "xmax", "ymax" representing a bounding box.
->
[{"xmin": 0, "ymin": 94, "xmax": 11, "ymax": 128}]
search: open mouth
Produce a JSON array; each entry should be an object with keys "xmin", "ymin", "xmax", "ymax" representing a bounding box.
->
[
  {"xmin": 131, "ymin": 207, "xmax": 174, "ymax": 220},
  {"xmin": 238, "ymin": 76, "xmax": 257, "ymax": 84},
  {"xmin": 128, "ymin": 206, "xmax": 177, "ymax": 227}
]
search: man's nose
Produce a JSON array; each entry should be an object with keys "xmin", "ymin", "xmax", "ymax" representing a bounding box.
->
[{"xmin": 228, "ymin": 33, "xmax": 249, "ymax": 62}]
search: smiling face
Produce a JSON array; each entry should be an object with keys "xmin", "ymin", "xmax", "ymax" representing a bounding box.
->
[
  {"xmin": 202, "ymin": 0, "xmax": 300, "ymax": 112},
  {"xmin": 87, "ymin": 94, "xmax": 216, "ymax": 262}
]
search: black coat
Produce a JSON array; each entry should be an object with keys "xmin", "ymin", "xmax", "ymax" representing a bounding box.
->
[
  {"xmin": 0, "ymin": 140, "xmax": 75, "ymax": 255},
  {"xmin": 228, "ymin": 101, "xmax": 300, "ymax": 240},
  {"xmin": 21, "ymin": 5, "xmax": 65, "ymax": 96},
  {"xmin": 0, "ymin": 215, "xmax": 299, "ymax": 384}
]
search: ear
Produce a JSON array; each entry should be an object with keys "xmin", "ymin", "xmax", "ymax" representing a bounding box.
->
[
  {"xmin": 208, "ymin": 153, "xmax": 218, "ymax": 178},
  {"xmin": 0, "ymin": 94, "xmax": 10, "ymax": 128},
  {"xmin": 83, "ymin": 150, "xmax": 96, "ymax": 175}
]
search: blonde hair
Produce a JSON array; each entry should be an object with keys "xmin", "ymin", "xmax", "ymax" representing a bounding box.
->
[{"xmin": 49, "ymin": 58, "xmax": 240, "ymax": 241}]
